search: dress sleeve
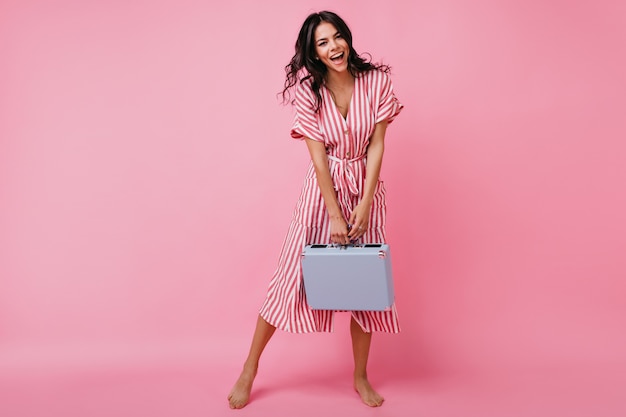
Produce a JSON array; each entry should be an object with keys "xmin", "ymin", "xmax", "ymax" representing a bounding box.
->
[
  {"xmin": 375, "ymin": 71, "xmax": 403, "ymax": 125},
  {"xmin": 290, "ymin": 79, "xmax": 325, "ymax": 142}
]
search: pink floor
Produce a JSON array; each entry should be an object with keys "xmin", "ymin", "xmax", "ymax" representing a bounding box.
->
[{"xmin": 1, "ymin": 342, "xmax": 624, "ymax": 417}]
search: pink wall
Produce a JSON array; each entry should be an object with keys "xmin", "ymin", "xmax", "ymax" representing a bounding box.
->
[{"xmin": 1, "ymin": 0, "xmax": 625, "ymax": 383}]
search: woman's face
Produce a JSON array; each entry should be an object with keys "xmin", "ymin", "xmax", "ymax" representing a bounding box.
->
[{"xmin": 314, "ymin": 22, "xmax": 349, "ymax": 74}]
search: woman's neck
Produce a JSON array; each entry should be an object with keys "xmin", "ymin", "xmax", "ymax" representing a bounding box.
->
[{"xmin": 325, "ymin": 70, "xmax": 354, "ymax": 90}]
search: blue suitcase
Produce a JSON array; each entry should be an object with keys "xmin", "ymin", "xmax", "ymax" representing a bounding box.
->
[{"xmin": 301, "ymin": 243, "xmax": 395, "ymax": 311}]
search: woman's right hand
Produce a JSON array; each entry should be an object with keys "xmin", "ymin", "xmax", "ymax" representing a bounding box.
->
[{"xmin": 329, "ymin": 215, "xmax": 350, "ymax": 245}]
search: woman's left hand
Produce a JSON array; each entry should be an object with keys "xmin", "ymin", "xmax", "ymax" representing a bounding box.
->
[{"xmin": 348, "ymin": 201, "xmax": 371, "ymax": 240}]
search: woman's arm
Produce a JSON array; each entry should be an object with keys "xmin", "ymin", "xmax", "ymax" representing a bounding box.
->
[
  {"xmin": 305, "ymin": 138, "xmax": 351, "ymax": 244},
  {"xmin": 348, "ymin": 120, "xmax": 388, "ymax": 240}
]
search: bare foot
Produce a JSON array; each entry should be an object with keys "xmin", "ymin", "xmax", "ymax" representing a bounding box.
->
[
  {"xmin": 227, "ymin": 367, "xmax": 257, "ymax": 409},
  {"xmin": 354, "ymin": 377, "xmax": 384, "ymax": 407}
]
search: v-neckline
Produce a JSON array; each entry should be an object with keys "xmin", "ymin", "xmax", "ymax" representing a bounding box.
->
[{"xmin": 325, "ymin": 78, "xmax": 355, "ymax": 121}]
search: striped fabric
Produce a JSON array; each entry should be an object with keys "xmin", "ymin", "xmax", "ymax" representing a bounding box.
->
[{"xmin": 259, "ymin": 70, "xmax": 403, "ymax": 333}]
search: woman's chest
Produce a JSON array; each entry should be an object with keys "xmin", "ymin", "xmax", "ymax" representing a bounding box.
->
[{"xmin": 317, "ymin": 94, "xmax": 376, "ymax": 148}]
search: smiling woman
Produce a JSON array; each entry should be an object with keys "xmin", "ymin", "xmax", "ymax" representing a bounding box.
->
[
  {"xmin": 315, "ymin": 23, "xmax": 349, "ymax": 70},
  {"xmin": 314, "ymin": 22, "xmax": 353, "ymax": 118},
  {"xmin": 281, "ymin": 11, "xmax": 391, "ymax": 114},
  {"xmin": 228, "ymin": 10, "xmax": 403, "ymax": 410}
]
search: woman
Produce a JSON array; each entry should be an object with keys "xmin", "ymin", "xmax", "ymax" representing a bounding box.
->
[{"xmin": 228, "ymin": 11, "xmax": 403, "ymax": 409}]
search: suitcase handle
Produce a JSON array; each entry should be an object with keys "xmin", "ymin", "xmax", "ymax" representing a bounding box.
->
[
  {"xmin": 329, "ymin": 243, "xmax": 384, "ymax": 249},
  {"xmin": 302, "ymin": 243, "xmax": 388, "ymax": 259}
]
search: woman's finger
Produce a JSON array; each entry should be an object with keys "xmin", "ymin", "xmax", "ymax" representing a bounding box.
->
[
  {"xmin": 348, "ymin": 221, "xmax": 364, "ymax": 238},
  {"xmin": 357, "ymin": 223, "xmax": 367, "ymax": 239}
]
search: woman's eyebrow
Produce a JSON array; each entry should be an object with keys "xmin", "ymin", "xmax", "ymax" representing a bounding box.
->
[{"xmin": 316, "ymin": 32, "xmax": 340, "ymax": 43}]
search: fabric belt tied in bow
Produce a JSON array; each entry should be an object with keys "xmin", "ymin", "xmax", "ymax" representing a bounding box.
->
[{"xmin": 327, "ymin": 153, "xmax": 365, "ymax": 212}]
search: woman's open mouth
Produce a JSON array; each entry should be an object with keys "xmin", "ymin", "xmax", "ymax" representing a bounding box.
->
[{"xmin": 330, "ymin": 52, "xmax": 345, "ymax": 63}]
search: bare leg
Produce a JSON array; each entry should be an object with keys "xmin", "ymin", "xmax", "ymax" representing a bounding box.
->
[
  {"xmin": 227, "ymin": 315, "xmax": 277, "ymax": 409},
  {"xmin": 350, "ymin": 317, "xmax": 384, "ymax": 407}
]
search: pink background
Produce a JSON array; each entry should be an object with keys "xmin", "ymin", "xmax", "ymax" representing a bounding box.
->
[{"xmin": 1, "ymin": 0, "xmax": 625, "ymax": 416}]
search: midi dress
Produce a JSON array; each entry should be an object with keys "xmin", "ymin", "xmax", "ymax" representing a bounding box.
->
[{"xmin": 259, "ymin": 69, "xmax": 403, "ymax": 333}]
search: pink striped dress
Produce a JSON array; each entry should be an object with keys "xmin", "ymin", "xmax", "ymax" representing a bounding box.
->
[{"xmin": 259, "ymin": 69, "xmax": 403, "ymax": 333}]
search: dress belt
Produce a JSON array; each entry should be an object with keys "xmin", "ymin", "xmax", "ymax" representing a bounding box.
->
[{"xmin": 326, "ymin": 154, "xmax": 365, "ymax": 208}]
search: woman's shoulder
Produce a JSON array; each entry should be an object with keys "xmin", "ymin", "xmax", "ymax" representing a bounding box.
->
[
  {"xmin": 294, "ymin": 72, "xmax": 315, "ymax": 96},
  {"xmin": 360, "ymin": 68, "xmax": 393, "ymax": 95},
  {"xmin": 295, "ymin": 68, "xmax": 313, "ymax": 87},
  {"xmin": 360, "ymin": 68, "xmax": 392, "ymax": 83},
  {"xmin": 292, "ymin": 73, "xmax": 318, "ymax": 109}
]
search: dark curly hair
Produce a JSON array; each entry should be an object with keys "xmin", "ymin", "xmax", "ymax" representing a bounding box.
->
[{"xmin": 281, "ymin": 11, "xmax": 390, "ymax": 112}]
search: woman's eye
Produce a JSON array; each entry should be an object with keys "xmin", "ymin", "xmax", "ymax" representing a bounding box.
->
[{"xmin": 318, "ymin": 41, "xmax": 327, "ymax": 46}]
